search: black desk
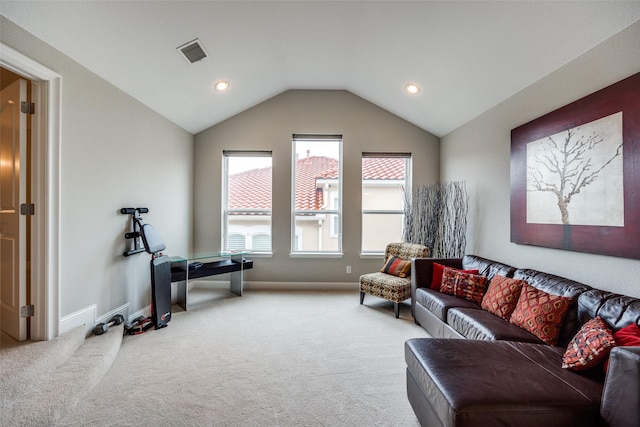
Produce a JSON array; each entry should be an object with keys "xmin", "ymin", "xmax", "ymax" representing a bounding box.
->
[{"xmin": 170, "ymin": 253, "xmax": 253, "ymax": 310}]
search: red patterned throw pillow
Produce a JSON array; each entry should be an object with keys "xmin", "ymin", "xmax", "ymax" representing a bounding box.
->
[
  {"xmin": 509, "ymin": 284, "xmax": 573, "ymax": 346},
  {"xmin": 562, "ymin": 317, "xmax": 615, "ymax": 371},
  {"xmin": 431, "ymin": 263, "xmax": 479, "ymax": 290},
  {"xmin": 481, "ymin": 275, "xmax": 527, "ymax": 321},
  {"xmin": 380, "ymin": 256, "xmax": 412, "ymax": 278},
  {"xmin": 439, "ymin": 267, "xmax": 488, "ymax": 304}
]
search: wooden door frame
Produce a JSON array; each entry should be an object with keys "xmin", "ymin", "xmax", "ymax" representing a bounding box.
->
[{"xmin": 1, "ymin": 43, "xmax": 61, "ymax": 341}]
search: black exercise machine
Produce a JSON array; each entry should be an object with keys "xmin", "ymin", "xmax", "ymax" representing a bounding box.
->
[{"xmin": 121, "ymin": 207, "xmax": 171, "ymax": 329}]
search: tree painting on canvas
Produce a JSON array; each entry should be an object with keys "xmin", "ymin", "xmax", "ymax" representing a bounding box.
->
[
  {"xmin": 526, "ymin": 111, "xmax": 624, "ymax": 227},
  {"xmin": 511, "ymin": 72, "xmax": 640, "ymax": 259}
]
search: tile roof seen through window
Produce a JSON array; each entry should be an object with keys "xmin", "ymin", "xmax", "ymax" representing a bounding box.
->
[
  {"xmin": 295, "ymin": 156, "xmax": 337, "ymax": 210},
  {"xmin": 228, "ymin": 163, "xmax": 272, "ymax": 210},
  {"xmin": 362, "ymin": 157, "xmax": 406, "ymax": 180},
  {"xmin": 228, "ymin": 156, "xmax": 405, "ymax": 210}
]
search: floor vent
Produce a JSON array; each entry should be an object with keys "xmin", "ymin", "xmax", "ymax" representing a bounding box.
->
[{"xmin": 177, "ymin": 39, "xmax": 208, "ymax": 64}]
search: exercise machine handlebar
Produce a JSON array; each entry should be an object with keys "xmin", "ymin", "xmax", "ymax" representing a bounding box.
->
[
  {"xmin": 121, "ymin": 207, "xmax": 150, "ymax": 257},
  {"xmin": 123, "ymin": 248, "xmax": 145, "ymax": 257},
  {"xmin": 120, "ymin": 207, "xmax": 148, "ymax": 215}
]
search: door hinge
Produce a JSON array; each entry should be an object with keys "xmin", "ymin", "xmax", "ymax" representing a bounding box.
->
[
  {"xmin": 20, "ymin": 101, "xmax": 35, "ymax": 115},
  {"xmin": 20, "ymin": 203, "xmax": 35, "ymax": 216},
  {"xmin": 20, "ymin": 305, "xmax": 35, "ymax": 318}
]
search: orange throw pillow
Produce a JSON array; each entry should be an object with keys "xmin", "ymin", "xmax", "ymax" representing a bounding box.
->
[
  {"xmin": 481, "ymin": 275, "xmax": 527, "ymax": 321},
  {"xmin": 509, "ymin": 283, "xmax": 572, "ymax": 346},
  {"xmin": 380, "ymin": 256, "xmax": 412, "ymax": 278}
]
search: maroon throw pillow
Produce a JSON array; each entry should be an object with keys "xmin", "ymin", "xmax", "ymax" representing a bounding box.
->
[
  {"xmin": 509, "ymin": 283, "xmax": 573, "ymax": 346},
  {"xmin": 481, "ymin": 275, "xmax": 527, "ymax": 321},
  {"xmin": 613, "ymin": 323, "xmax": 640, "ymax": 345},
  {"xmin": 603, "ymin": 323, "xmax": 640, "ymax": 372},
  {"xmin": 562, "ymin": 317, "xmax": 615, "ymax": 371},
  {"xmin": 431, "ymin": 262, "xmax": 479, "ymax": 290},
  {"xmin": 439, "ymin": 267, "xmax": 488, "ymax": 304}
]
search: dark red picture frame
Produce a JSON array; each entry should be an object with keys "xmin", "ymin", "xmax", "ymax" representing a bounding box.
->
[{"xmin": 511, "ymin": 71, "xmax": 640, "ymax": 259}]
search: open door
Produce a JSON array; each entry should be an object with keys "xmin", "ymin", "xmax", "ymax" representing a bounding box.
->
[{"xmin": 0, "ymin": 78, "xmax": 28, "ymax": 341}]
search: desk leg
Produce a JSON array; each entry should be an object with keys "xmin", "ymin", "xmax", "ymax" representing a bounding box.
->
[
  {"xmin": 176, "ymin": 280, "xmax": 188, "ymax": 310},
  {"xmin": 230, "ymin": 254, "xmax": 243, "ymax": 296}
]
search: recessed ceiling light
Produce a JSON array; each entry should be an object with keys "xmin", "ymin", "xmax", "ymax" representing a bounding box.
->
[
  {"xmin": 405, "ymin": 83, "xmax": 421, "ymax": 95},
  {"xmin": 214, "ymin": 80, "xmax": 229, "ymax": 91}
]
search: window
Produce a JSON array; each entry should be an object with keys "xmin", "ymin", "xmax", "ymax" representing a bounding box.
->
[
  {"xmin": 361, "ymin": 153, "xmax": 411, "ymax": 254},
  {"xmin": 227, "ymin": 233, "xmax": 246, "ymax": 251},
  {"xmin": 291, "ymin": 135, "xmax": 342, "ymax": 255},
  {"xmin": 223, "ymin": 151, "xmax": 272, "ymax": 253},
  {"xmin": 251, "ymin": 234, "xmax": 270, "ymax": 252}
]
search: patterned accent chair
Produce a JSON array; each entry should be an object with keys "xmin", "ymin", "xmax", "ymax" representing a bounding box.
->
[{"xmin": 359, "ymin": 242, "xmax": 430, "ymax": 318}]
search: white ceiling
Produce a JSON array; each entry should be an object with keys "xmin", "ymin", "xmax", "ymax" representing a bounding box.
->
[{"xmin": 2, "ymin": 1, "xmax": 640, "ymax": 137}]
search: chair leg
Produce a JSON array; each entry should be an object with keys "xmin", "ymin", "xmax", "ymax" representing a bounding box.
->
[
  {"xmin": 394, "ymin": 302, "xmax": 400, "ymax": 318},
  {"xmin": 360, "ymin": 291, "xmax": 365, "ymax": 305}
]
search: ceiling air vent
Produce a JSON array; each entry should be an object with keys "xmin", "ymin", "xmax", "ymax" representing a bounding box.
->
[{"xmin": 177, "ymin": 39, "xmax": 208, "ymax": 64}]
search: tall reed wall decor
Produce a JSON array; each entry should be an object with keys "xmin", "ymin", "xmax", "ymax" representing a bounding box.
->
[{"xmin": 403, "ymin": 181, "xmax": 468, "ymax": 257}]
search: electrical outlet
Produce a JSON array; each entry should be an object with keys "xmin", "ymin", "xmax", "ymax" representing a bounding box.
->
[{"xmin": 346, "ymin": 266, "xmax": 352, "ymax": 274}]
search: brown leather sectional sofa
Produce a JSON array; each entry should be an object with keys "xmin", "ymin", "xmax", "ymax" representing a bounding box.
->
[{"xmin": 405, "ymin": 255, "xmax": 640, "ymax": 427}]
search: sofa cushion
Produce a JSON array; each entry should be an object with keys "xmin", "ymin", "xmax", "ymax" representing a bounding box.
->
[
  {"xmin": 405, "ymin": 338, "xmax": 603, "ymax": 427},
  {"xmin": 510, "ymin": 283, "xmax": 573, "ymax": 346},
  {"xmin": 380, "ymin": 256, "xmax": 412, "ymax": 278},
  {"xmin": 440, "ymin": 268, "xmax": 488, "ymax": 304},
  {"xmin": 481, "ymin": 274, "xmax": 526, "ymax": 321},
  {"xmin": 447, "ymin": 307, "xmax": 545, "ymax": 343},
  {"xmin": 578, "ymin": 289, "xmax": 640, "ymax": 330},
  {"xmin": 462, "ymin": 255, "xmax": 517, "ymax": 282},
  {"xmin": 414, "ymin": 287, "xmax": 479, "ymax": 322},
  {"xmin": 430, "ymin": 262, "xmax": 479, "ymax": 290},
  {"xmin": 562, "ymin": 317, "xmax": 615, "ymax": 371}
]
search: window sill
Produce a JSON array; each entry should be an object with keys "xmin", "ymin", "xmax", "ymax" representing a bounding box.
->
[
  {"xmin": 247, "ymin": 252, "xmax": 273, "ymax": 258},
  {"xmin": 289, "ymin": 252, "xmax": 344, "ymax": 259},
  {"xmin": 360, "ymin": 252, "xmax": 385, "ymax": 259}
]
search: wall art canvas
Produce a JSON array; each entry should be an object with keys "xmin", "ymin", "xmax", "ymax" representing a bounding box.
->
[{"xmin": 511, "ymin": 72, "xmax": 640, "ymax": 259}]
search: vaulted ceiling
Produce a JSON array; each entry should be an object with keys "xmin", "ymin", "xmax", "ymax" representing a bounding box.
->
[{"xmin": 2, "ymin": 1, "xmax": 639, "ymax": 136}]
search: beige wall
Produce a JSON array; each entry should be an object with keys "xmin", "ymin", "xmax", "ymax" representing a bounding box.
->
[
  {"xmin": 1, "ymin": 17, "xmax": 193, "ymax": 319},
  {"xmin": 441, "ymin": 21, "xmax": 640, "ymax": 298},
  {"xmin": 194, "ymin": 90, "xmax": 439, "ymax": 283}
]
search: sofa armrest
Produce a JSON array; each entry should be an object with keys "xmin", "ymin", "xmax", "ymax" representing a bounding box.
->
[{"xmin": 600, "ymin": 346, "xmax": 640, "ymax": 427}]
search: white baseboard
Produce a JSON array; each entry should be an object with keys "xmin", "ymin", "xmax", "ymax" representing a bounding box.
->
[
  {"xmin": 59, "ymin": 303, "xmax": 129, "ymax": 337},
  {"xmin": 59, "ymin": 305, "xmax": 96, "ymax": 337},
  {"xmin": 127, "ymin": 307, "xmax": 150, "ymax": 322}
]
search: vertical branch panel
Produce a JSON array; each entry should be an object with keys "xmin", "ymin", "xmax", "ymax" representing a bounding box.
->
[{"xmin": 404, "ymin": 181, "xmax": 467, "ymax": 258}]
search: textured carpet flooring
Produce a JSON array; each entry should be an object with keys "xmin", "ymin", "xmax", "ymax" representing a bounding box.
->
[
  {"xmin": 2, "ymin": 324, "xmax": 123, "ymax": 426},
  {"xmin": 58, "ymin": 289, "xmax": 428, "ymax": 426}
]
